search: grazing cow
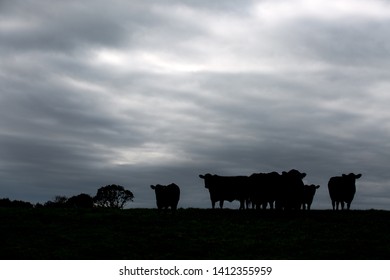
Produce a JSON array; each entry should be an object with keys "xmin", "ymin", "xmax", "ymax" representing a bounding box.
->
[
  {"xmin": 328, "ymin": 173, "xmax": 362, "ymax": 210},
  {"xmin": 199, "ymin": 174, "xmax": 250, "ymax": 209},
  {"xmin": 302, "ymin": 185, "xmax": 320, "ymax": 210},
  {"xmin": 249, "ymin": 172, "xmax": 281, "ymax": 210},
  {"xmin": 276, "ymin": 169, "xmax": 307, "ymax": 210},
  {"xmin": 150, "ymin": 183, "xmax": 180, "ymax": 210}
]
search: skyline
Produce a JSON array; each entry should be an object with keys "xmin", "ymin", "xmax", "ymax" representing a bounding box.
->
[{"xmin": 1, "ymin": 0, "xmax": 390, "ymax": 209}]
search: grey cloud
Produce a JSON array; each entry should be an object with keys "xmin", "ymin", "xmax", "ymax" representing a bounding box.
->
[
  {"xmin": 0, "ymin": 0, "xmax": 173, "ymax": 54},
  {"xmin": 275, "ymin": 18, "xmax": 390, "ymax": 69}
]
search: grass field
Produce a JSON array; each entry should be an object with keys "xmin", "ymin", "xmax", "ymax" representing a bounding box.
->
[{"xmin": 0, "ymin": 208, "xmax": 389, "ymax": 259}]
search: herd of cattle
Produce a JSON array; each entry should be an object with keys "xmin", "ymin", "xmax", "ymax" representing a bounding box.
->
[{"xmin": 150, "ymin": 169, "xmax": 362, "ymax": 211}]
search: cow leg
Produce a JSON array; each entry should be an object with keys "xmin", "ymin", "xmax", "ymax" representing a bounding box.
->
[
  {"xmin": 240, "ymin": 200, "xmax": 245, "ymax": 210},
  {"xmin": 347, "ymin": 202, "xmax": 351, "ymax": 210},
  {"xmin": 332, "ymin": 200, "xmax": 335, "ymax": 210},
  {"xmin": 341, "ymin": 201, "xmax": 345, "ymax": 210},
  {"xmin": 219, "ymin": 200, "xmax": 224, "ymax": 209},
  {"xmin": 211, "ymin": 201, "xmax": 216, "ymax": 209}
]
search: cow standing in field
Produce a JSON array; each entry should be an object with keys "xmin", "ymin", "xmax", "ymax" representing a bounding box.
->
[
  {"xmin": 150, "ymin": 183, "xmax": 180, "ymax": 210},
  {"xmin": 199, "ymin": 174, "xmax": 250, "ymax": 209},
  {"xmin": 328, "ymin": 173, "xmax": 362, "ymax": 210},
  {"xmin": 302, "ymin": 184, "xmax": 320, "ymax": 210},
  {"xmin": 276, "ymin": 169, "xmax": 307, "ymax": 210},
  {"xmin": 249, "ymin": 172, "xmax": 280, "ymax": 210}
]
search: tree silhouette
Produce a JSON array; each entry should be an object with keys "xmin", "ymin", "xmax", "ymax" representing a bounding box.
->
[
  {"xmin": 54, "ymin": 195, "xmax": 68, "ymax": 204},
  {"xmin": 43, "ymin": 195, "xmax": 68, "ymax": 208},
  {"xmin": 93, "ymin": 184, "xmax": 134, "ymax": 209},
  {"xmin": 66, "ymin": 193, "xmax": 94, "ymax": 208},
  {"xmin": 0, "ymin": 198, "xmax": 33, "ymax": 208}
]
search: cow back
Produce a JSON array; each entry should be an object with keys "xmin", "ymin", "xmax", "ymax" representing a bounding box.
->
[
  {"xmin": 249, "ymin": 172, "xmax": 280, "ymax": 208},
  {"xmin": 200, "ymin": 174, "xmax": 249, "ymax": 201}
]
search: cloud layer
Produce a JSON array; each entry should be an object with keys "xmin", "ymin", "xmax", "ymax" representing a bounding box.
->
[{"xmin": 1, "ymin": 0, "xmax": 390, "ymax": 209}]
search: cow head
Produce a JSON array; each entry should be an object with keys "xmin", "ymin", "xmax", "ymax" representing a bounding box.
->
[
  {"xmin": 342, "ymin": 173, "xmax": 362, "ymax": 180},
  {"xmin": 199, "ymin": 174, "xmax": 213, "ymax": 189},
  {"xmin": 150, "ymin": 184, "xmax": 164, "ymax": 192},
  {"xmin": 285, "ymin": 169, "xmax": 306, "ymax": 178},
  {"xmin": 282, "ymin": 169, "xmax": 306, "ymax": 180}
]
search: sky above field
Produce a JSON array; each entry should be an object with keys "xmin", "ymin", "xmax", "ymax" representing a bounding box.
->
[{"xmin": 1, "ymin": 0, "xmax": 390, "ymax": 209}]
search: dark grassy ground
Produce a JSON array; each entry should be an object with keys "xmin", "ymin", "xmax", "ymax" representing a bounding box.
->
[{"xmin": 0, "ymin": 208, "xmax": 389, "ymax": 259}]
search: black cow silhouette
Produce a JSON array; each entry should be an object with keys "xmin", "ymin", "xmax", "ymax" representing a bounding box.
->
[
  {"xmin": 199, "ymin": 174, "xmax": 249, "ymax": 209},
  {"xmin": 276, "ymin": 169, "xmax": 307, "ymax": 210},
  {"xmin": 248, "ymin": 172, "xmax": 280, "ymax": 209},
  {"xmin": 302, "ymin": 184, "xmax": 320, "ymax": 210},
  {"xmin": 150, "ymin": 183, "xmax": 180, "ymax": 210},
  {"xmin": 328, "ymin": 173, "xmax": 362, "ymax": 210},
  {"xmin": 244, "ymin": 169, "xmax": 307, "ymax": 210}
]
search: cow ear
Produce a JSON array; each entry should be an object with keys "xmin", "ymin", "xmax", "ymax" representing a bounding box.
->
[
  {"xmin": 316, "ymin": 185, "xmax": 320, "ymax": 189},
  {"xmin": 355, "ymin": 174, "xmax": 362, "ymax": 179},
  {"xmin": 342, "ymin": 174, "xmax": 347, "ymax": 177},
  {"xmin": 301, "ymin": 173, "xmax": 307, "ymax": 179},
  {"xmin": 150, "ymin": 185, "xmax": 155, "ymax": 189},
  {"xmin": 199, "ymin": 175, "xmax": 205, "ymax": 179}
]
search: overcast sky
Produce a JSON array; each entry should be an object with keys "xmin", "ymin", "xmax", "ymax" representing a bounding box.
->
[{"xmin": 1, "ymin": 0, "xmax": 390, "ymax": 209}]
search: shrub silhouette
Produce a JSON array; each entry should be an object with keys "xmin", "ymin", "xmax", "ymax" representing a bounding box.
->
[
  {"xmin": 0, "ymin": 198, "xmax": 33, "ymax": 208},
  {"xmin": 43, "ymin": 195, "xmax": 68, "ymax": 208},
  {"xmin": 0, "ymin": 198, "xmax": 12, "ymax": 207},
  {"xmin": 93, "ymin": 184, "xmax": 134, "ymax": 209},
  {"xmin": 66, "ymin": 193, "xmax": 94, "ymax": 208}
]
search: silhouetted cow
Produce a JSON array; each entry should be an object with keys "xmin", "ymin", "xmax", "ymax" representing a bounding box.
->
[
  {"xmin": 249, "ymin": 172, "xmax": 280, "ymax": 209},
  {"xmin": 302, "ymin": 184, "xmax": 320, "ymax": 210},
  {"xmin": 328, "ymin": 173, "xmax": 362, "ymax": 210},
  {"xmin": 199, "ymin": 174, "xmax": 250, "ymax": 209},
  {"xmin": 276, "ymin": 169, "xmax": 307, "ymax": 210},
  {"xmin": 150, "ymin": 183, "xmax": 180, "ymax": 210}
]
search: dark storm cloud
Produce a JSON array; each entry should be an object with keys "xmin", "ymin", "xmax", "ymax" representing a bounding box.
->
[{"xmin": 1, "ymin": 0, "xmax": 390, "ymax": 209}]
